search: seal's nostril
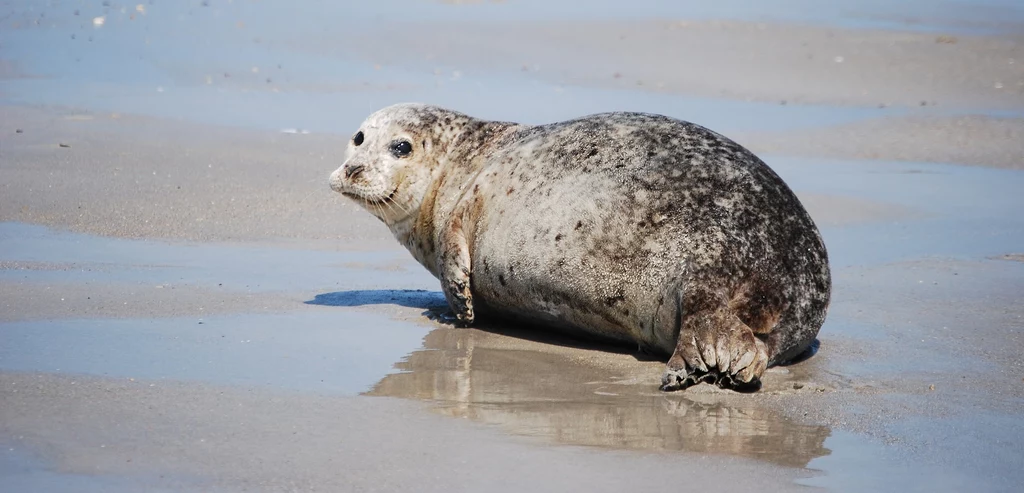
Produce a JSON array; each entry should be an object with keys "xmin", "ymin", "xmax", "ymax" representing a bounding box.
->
[{"xmin": 344, "ymin": 164, "xmax": 365, "ymax": 179}]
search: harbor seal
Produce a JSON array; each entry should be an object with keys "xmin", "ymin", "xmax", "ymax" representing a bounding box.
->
[{"xmin": 329, "ymin": 103, "xmax": 831, "ymax": 391}]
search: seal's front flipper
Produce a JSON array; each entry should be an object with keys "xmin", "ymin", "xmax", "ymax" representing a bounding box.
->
[
  {"xmin": 439, "ymin": 216, "xmax": 474, "ymax": 326},
  {"xmin": 442, "ymin": 268, "xmax": 474, "ymax": 326},
  {"xmin": 660, "ymin": 307, "xmax": 769, "ymax": 392}
]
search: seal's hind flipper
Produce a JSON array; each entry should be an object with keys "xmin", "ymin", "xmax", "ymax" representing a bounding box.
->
[{"xmin": 660, "ymin": 286, "xmax": 771, "ymax": 392}]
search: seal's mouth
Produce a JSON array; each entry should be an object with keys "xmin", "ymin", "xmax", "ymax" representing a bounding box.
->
[{"xmin": 343, "ymin": 187, "xmax": 399, "ymax": 207}]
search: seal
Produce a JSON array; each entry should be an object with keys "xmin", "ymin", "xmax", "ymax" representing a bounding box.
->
[{"xmin": 329, "ymin": 103, "xmax": 831, "ymax": 391}]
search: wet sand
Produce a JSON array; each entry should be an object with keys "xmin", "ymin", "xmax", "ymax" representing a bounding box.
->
[
  {"xmin": 741, "ymin": 114, "xmax": 1024, "ymax": 169},
  {"xmin": 333, "ymin": 17, "xmax": 1024, "ymax": 110},
  {"xmin": 2, "ymin": 0, "xmax": 1024, "ymax": 491}
]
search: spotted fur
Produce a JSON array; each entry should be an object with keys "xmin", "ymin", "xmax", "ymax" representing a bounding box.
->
[{"xmin": 329, "ymin": 103, "xmax": 831, "ymax": 391}]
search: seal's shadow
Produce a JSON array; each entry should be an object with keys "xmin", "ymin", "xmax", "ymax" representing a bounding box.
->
[
  {"xmin": 306, "ymin": 289, "xmax": 662, "ymax": 362},
  {"xmin": 306, "ymin": 289, "xmax": 447, "ymax": 310}
]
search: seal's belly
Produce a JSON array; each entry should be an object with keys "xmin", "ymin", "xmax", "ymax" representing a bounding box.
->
[{"xmin": 467, "ymin": 172, "xmax": 671, "ymax": 348}]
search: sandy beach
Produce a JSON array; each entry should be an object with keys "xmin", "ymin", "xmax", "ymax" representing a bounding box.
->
[{"xmin": 2, "ymin": 0, "xmax": 1023, "ymax": 491}]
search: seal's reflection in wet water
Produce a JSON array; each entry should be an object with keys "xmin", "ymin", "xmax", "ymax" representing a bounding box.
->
[{"xmin": 356, "ymin": 291, "xmax": 831, "ymax": 468}]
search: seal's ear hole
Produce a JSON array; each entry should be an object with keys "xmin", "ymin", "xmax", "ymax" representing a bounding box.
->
[
  {"xmin": 352, "ymin": 131, "xmax": 364, "ymax": 147},
  {"xmin": 389, "ymin": 139, "xmax": 413, "ymax": 158}
]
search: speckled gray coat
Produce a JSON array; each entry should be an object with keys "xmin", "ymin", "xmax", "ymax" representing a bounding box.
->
[{"xmin": 330, "ymin": 104, "xmax": 831, "ymax": 391}]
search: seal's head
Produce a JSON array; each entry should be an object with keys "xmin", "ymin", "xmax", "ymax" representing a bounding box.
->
[{"xmin": 330, "ymin": 103, "xmax": 452, "ymax": 225}]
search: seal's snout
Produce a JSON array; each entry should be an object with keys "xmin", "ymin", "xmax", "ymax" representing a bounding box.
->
[
  {"xmin": 330, "ymin": 161, "xmax": 367, "ymax": 194},
  {"xmin": 328, "ymin": 166, "xmax": 346, "ymax": 193},
  {"xmin": 344, "ymin": 163, "xmax": 365, "ymax": 179}
]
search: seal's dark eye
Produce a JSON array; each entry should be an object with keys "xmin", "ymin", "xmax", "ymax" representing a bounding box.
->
[
  {"xmin": 390, "ymin": 140, "xmax": 413, "ymax": 158},
  {"xmin": 352, "ymin": 131, "xmax": 364, "ymax": 146}
]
